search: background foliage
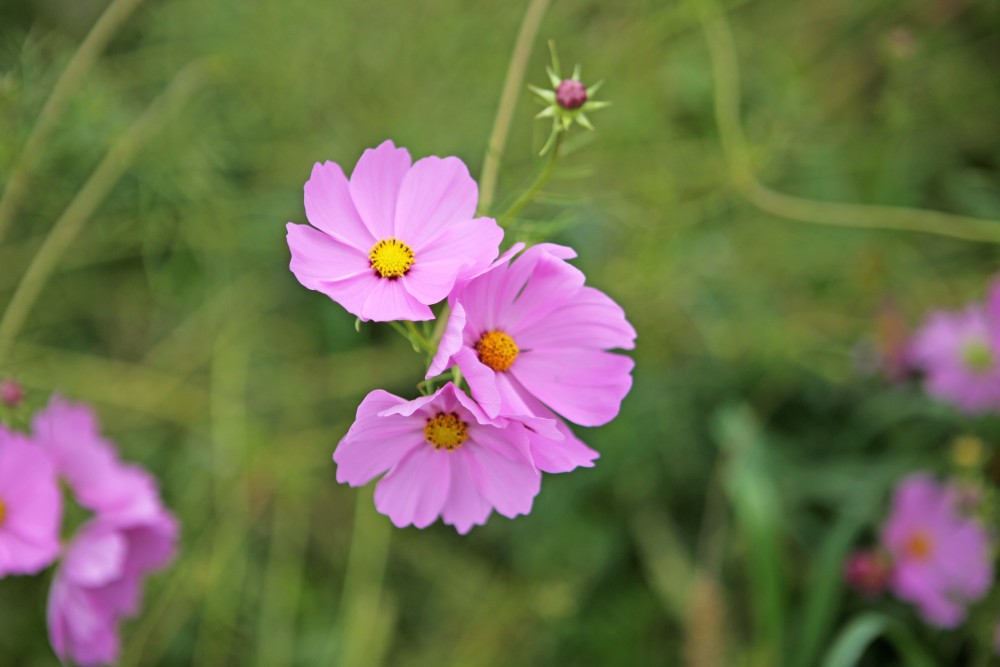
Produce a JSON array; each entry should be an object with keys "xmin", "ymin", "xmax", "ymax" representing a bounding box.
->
[{"xmin": 2, "ymin": 0, "xmax": 1000, "ymax": 664}]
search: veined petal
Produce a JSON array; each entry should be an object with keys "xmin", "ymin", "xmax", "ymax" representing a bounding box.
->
[
  {"xmin": 455, "ymin": 347, "xmax": 502, "ymax": 418},
  {"xmin": 441, "ymin": 451, "xmax": 492, "ymax": 534},
  {"xmin": 349, "ymin": 140, "xmax": 411, "ymax": 240},
  {"xmin": 516, "ymin": 286, "xmax": 636, "ymax": 351},
  {"xmin": 374, "ymin": 446, "xmax": 451, "ymax": 529},
  {"xmin": 511, "ymin": 349, "xmax": 634, "ymax": 427},
  {"xmin": 361, "ymin": 278, "xmax": 434, "ymax": 322},
  {"xmin": 304, "ymin": 161, "xmax": 374, "ymax": 250},
  {"xmin": 410, "ymin": 217, "xmax": 503, "ymax": 301},
  {"xmin": 467, "ymin": 433, "xmax": 539, "ymax": 519},
  {"xmin": 394, "ymin": 156, "xmax": 477, "ymax": 245},
  {"xmin": 286, "ymin": 223, "xmax": 370, "ymax": 289},
  {"xmin": 427, "ymin": 302, "xmax": 467, "ymax": 378}
]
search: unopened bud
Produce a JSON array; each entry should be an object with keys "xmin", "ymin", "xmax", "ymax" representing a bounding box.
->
[
  {"xmin": 556, "ymin": 79, "xmax": 587, "ymax": 110},
  {"xmin": 0, "ymin": 379, "xmax": 24, "ymax": 407},
  {"xmin": 844, "ymin": 549, "xmax": 891, "ymax": 597}
]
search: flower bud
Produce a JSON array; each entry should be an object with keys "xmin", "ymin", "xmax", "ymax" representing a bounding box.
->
[
  {"xmin": 556, "ymin": 79, "xmax": 587, "ymax": 110},
  {"xmin": 844, "ymin": 549, "xmax": 891, "ymax": 597},
  {"xmin": 0, "ymin": 379, "xmax": 24, "ymax": 407}
]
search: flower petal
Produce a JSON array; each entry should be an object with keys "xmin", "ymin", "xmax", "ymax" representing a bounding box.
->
[
  {"xmin": 455, "ymin": 347, "xmax": 502, "ymax": 418},
  {"xmin": 360, "ymin": 278, "xmax": 434, "ymax": 322},
  {"xmin": 510, "ymin": 349, "xmax": 634, "ymax": 426},
  {"xmin": 441, "ymin": 451, "xmax": 492, "ymax": 534},
  {"xmin": 427, "ymin": 302, "xmax": 467, "ymax": 378},
  {"xmin": 467, "ymin": 430, "xmax": 540, "ymax": 519},
  {"xmin": 349, "ymin": 140, "xmax": 412, "ymax": 240},
  {"xmin": 335, "ymin": 392, "xmax": 424, "ymax": 487},
  {"xmin": 304, "ymin": 161, "xmax": 375, "ymax": 250},
  {"xmin": 393, "ymin": 155, "xmax": 477, "ymax": 245},
  {"xmin": 403, "ymin": 217, "xmax": 503, "ymax": 305},
  {"xmin": 286, "ymin": 223, "xmax": 370, "ymax": 290},
  {"xmin": 516, "ymin": 286, "xmax": 636, "ymax": 351},
  {"xmin": 374, "ymin": 446, "xmax": 451, "ymax": 529}
]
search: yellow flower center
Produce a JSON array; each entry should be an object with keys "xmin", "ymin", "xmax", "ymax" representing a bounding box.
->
[
  {"xmin": 424, "ymin": 412, "xmax": 469, "ymax": 451},
  {"xmin": 476, "ymin": 330, "xmax": 519, "ymax": 372},
  {"xmin": 903, "ymin": 530, "xmax": 934, "ymax": 561},
  {"xmin": 369, "ymin": 238, "xmax": 415, "ymax": 279},
  {"xmin": 0, "ymin": 498, "xmax": 6, "ymax": 528}
]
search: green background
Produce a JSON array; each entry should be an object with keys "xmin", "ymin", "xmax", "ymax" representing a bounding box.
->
[{"xmin": 2, "ymin": 0, "xmax": 999, "ymax": 664}]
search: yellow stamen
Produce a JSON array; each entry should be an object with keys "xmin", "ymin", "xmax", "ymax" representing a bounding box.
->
[
  {"xmin": 369, "ymin": 238, "xmax": 414, "ymax": 279},
  {"xmin": 0, "ymin": 499, "xmax": 6, "ymax": 527},
  {"xmin": 476, "ymin": 330, "xmax": 519, "ymax": 371},
  {"xmin": 904, "ymin": 530, "xmax": 934, "ymax": 561},
  {"xmin": 424, "ymin": 412, "xmax": 468, "ymax": 451}
]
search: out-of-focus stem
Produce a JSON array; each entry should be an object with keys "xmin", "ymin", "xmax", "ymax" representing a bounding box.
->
[
  {"xmin": 697, "ymin": 0, "xmax": 1000, "ymax": 244},
  {"xmin": 477, "ymin": 0, "xmax": 552, "ymax": 216},
  {"xmin": 497, "ymin": 131, "xmax": 562, "ymax": 226},
  {"xmin": 0, "ymin": 63, "xmax": 206, "ymax": 364},
  {"xmin": 0, "ymin": 0, "xmax": 145, "ymax": 243}
]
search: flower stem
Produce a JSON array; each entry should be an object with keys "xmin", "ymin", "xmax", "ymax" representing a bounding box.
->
[
  {"xmin": 477, "ymin": 0, "xmax": 552, "ymax": 216},
  {"xmin": 497, "ymin": 131, "xmax": 563, "ymax": 227}
]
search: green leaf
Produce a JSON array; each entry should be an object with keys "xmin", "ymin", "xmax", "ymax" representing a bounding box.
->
[{"xmin": 820, "ymin": 613, "xmax": 937, "ymax": 667}]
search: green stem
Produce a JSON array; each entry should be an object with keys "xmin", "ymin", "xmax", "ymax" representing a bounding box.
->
[
  {"xmin": 0, "ymin": 0, "xmax": 146, "ymax": 244},
  {"xmin": 477, "ymin": 0, "xmax": 553, "ymax": 215},
  {"xmin": 497, "ymin": 132, "xmax": 563, "ymax": 227},
  {"xmin": 697, "ymin": 0, "xmax": 1000, "ymax": 244}
]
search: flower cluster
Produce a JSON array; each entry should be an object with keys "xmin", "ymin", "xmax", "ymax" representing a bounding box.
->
[
  {"xmin": 0, "ymin": 394, "xmax": 177, "ymax": 666},
  {"xmin": 846, "ymin": 474, "xmax": 993, "ymax": 628},
  {"xmin": 908, "ymin": 278, "xmax": 1000, "ymax": 413},
  {"xmin": 286, "ymin": 141, "xmax": 635, "ymax": 533}
]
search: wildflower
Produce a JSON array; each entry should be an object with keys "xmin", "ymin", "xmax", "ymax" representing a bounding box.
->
[
  {"xmin": 48, "ymin": 513, "xmax": 178, "ymax": 666},
  {"xmin": 427, "ymin": 243, "xmax": 635, "ymax": 472},
  {"xmin": 0, "ymin": 425, "xmax": 62, "ymax": 576},
  {"xmin": 286, "ymin": 140, "xmax": 504, "ymax": 322},
  {"xmin": 881, "ymin": 474, "xmax": 992, "ymax": 627},
  {"xmin": 334, "ymin": 382, "xmax": 558, "ymax": 533},
  {"xmin": 910, "ymin": 304, "xmax": 1000, "ymax": 413},
  {"xmin": 843, "ymin": 549, "xmax": 891, "ymax": 597}
]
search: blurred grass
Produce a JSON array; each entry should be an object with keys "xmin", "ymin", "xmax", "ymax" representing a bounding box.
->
[{"xmin": 1, "ymin": 0, "xmax": 999, "ymax": 665}]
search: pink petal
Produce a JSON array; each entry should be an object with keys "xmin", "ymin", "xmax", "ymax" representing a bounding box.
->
[
  {"xmin": 335, "ymin": 391, "xmax": 424, "ymax": 486},
  {"xmin": 441, "ymin": 450, "xmax": 492, "ymax": 534},
  {"xmin": 511, "ymin": 349, "xmax": 634, "ymax": 427},
  {"xmin": 286, "ymin": 223, "xmax": 370, "ymax": 289},
  {"xmin": 63, "ymin": 525, "xmax": 127, "ymax": 588},
  {"xmin": 304, "ymin": 161, "xmax": 375, "ymax": 250},
  {"xmin": 503, "ymin": 254, "xmax": 586, "ymax": 335},
  {"xmin": 404, "ymin": 217, "xmax": 503, "ymax": 305},
  {"xmin": 454, "ymin": 347, "xmax": 502, "ymax": 418},
  {"xmin": 427, "ymin": 302, "xmax": 467, "ymax": 377},
  {"xmin": 314, "ymin": 273, "xmax": 381, "ymax": 320},
  {"xmin": 516, "ymin": 286, "xmax": 636, "ymax": 351},
  {"xmin": 528, "ymin": 419, "xmax": 599, "ymax": 473},
  {"xmin": 393, "ymin": 155, "xmax": 478, "ymax": 246},
  {"xmin": 467, "ymin": 429, "xmax": 539, "ymax": 518},
  {"xmin": 361, "ymin": 278, "xmax": 434, "ymax": 322},
  {"xmin": 374, "ymin": 446, "xmax": 451, "ymax": 529},
  {"xmin": 348, "ymin": 140, "xmax": 411, "ymax": 240}
]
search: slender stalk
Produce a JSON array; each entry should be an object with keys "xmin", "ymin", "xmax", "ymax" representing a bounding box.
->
[
  {"xmin": 0, "ymin": 63, "xmax": 206, "ymax": 364},
  {"xmin": 697, "ymin": 0, "xmax": 1000, "ymax": 244},
  {"xmin": 497, "ymin": 132, "xmax": 562, "ymax": 226},
  {"xmin": 477, "ymin": 0, "xmax": 552, "ymax": 215},
  {"xmin": 0, "ymin": 0, "xmax": 145, "ymax": 243}
]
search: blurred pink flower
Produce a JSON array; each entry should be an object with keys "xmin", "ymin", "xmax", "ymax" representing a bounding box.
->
[
  {"xmin": 48, "ymin": 514, "xmax": 178, "ymax": 666},
  {"xmin": 427, "ymin": 243, "xmax": 636, "ymax": 472},
  {"xmin": 0, "ymin": 425, "xmax": 62, "ymax": 576},
  {"xmin": 843, "ymin": 549, "xmax": 891, "ymax": 597},
  {"xmin": 286, "ymin": 140, "xmax": 503, "ymax": 322},
  {"xmin": 910, "ymin": 304, "xmax": 1000, "ymax": 413},
  {"xmin": 882, "ymin": 474, "xmax": 992, "ymax": 627},
  {"xmin": 334, "ymin": 383, "xmax": 556, "ymax": 533}
]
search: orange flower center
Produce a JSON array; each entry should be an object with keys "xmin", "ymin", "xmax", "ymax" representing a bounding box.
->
[
  {"xmin": 0, "ymin": 498, "xmax": 6, "ymax": 528},
  {"xmin": 476, "ymin": 330, "xmax": 519, "ymax": 372},
  {"xmin": 424, "ymin": 412, "xmax": 468, "ymax": 451},
  {"xmin": 903, "ymin": 530, "xmax": 934, "ymax": 561},
  {"xmin": 369, "ymin": 238, "xmax": 414, "ymax": 279}
]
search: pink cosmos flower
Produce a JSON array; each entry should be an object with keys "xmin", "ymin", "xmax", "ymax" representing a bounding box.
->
[
  {"xmin": 881, "ymin": 474, "xmax": 992, "ymax": 627},
  {"xmin": 0, "ymin": 425, "xmax": 62, "ymax": 576},
  {"xmin": 334, "ymin": 382, "xmax": 557, "ymax": 533},
  {"xmin": 427, "ymin": 243, "xmax": 636, "ymax": 472},
  {"xmin": 33, "ymin": 396, "xmax": 162, "ymax": 522},
  {"xmin": 910, "ymin": 302, "xmax": 1000, "ymax": 413},
  {"xmin": 48, "ymin": 513, "xmax": 178, "ymax": 666},
  {"xmin": 286, "ymin": 140, "xmax": 504, "ymax": 322}
]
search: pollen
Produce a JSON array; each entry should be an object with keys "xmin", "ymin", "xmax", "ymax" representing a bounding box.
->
[
  {"xmin": 369, "ymin": 238, "xmax": 415, "ymax": 279},
  {"xmin": 425, "ymin": 412, "xmax": 469, "ymax": 451},
  {"xmin": 903, "ymin": 530, "xmax": 934, "ymax": 561},
  {"xmin": 476, "ymin": 330, "xmax": 519, "ymax": 372},
  {"xmin": 0, "ymin": 499, "xmax": 6, "ymax": 528}
]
